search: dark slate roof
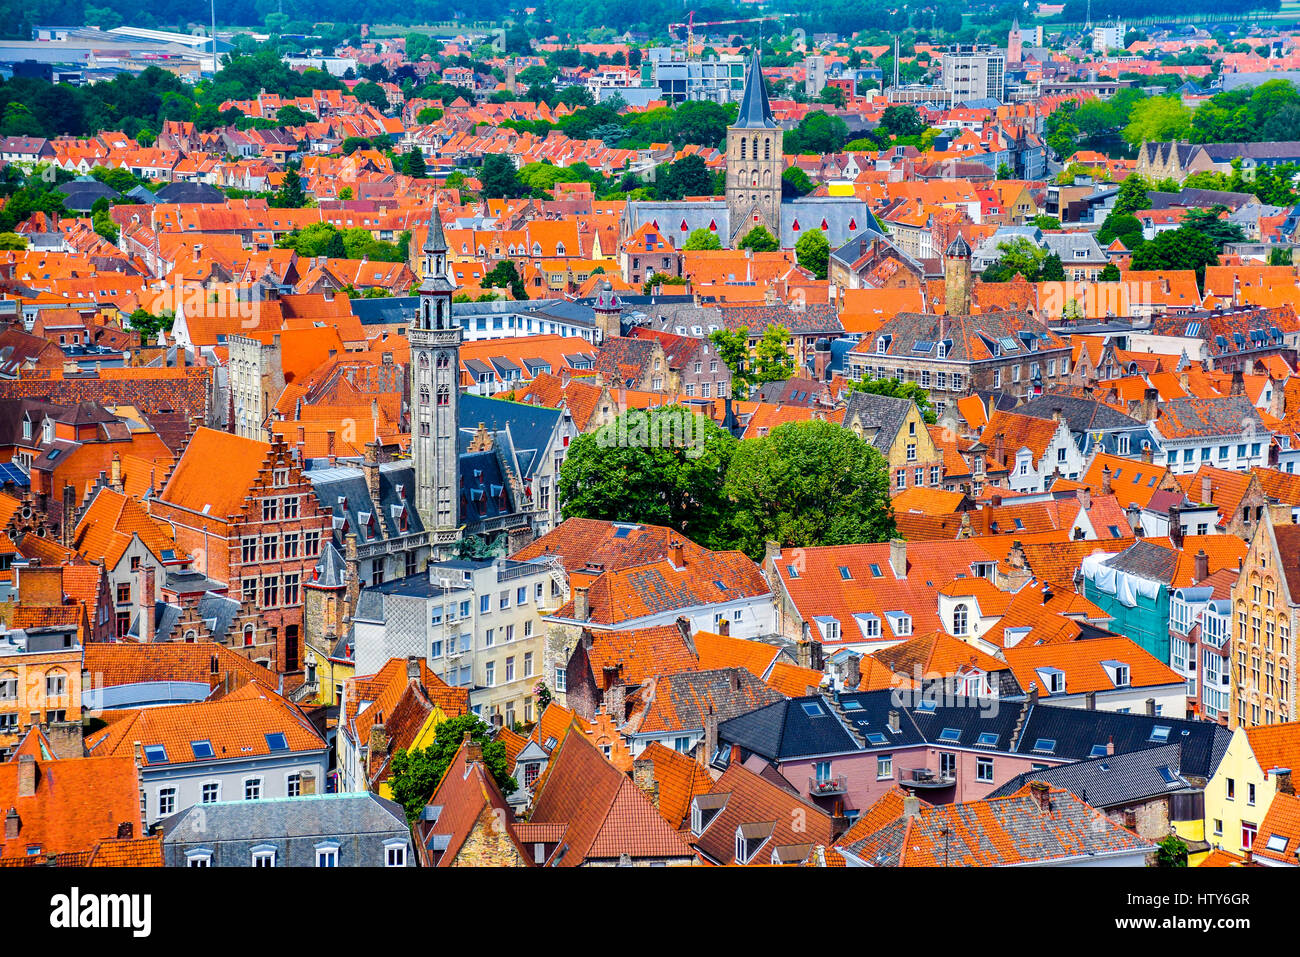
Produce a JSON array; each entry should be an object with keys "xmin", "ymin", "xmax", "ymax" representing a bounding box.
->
[
  {"xmin": 57, "ymin": 180, "xmax": 121, "ymax": 211},
  {"xmin": 1015, "ymin": 393, "xmax": 1143, "ymax": 433},
  {"xmin": 153, "ymin": 181, "xmax": 225, "ymax": 204},
  {"xmin": 354, "ymin": 569, "xmax": 469, "ymax": 622},
  {"xmin": 842, "ymin": 390, "xmax": 914, "ymax": 454},
  {"xmin": 459, "ymin": 449, "xmax": 516, "ymax": 529},
  {"xmin": 137, "ymin": 592, "xmax": 240, "ymax": 643},
  {"xmin": 986, "ymin": 742, "xmax": 1191, "ymax": 808},
  {"xmin": 734, "ymin": 50, "xmax": 777, "ymax": 129},
  {"xmin": 1016, "ymin": 704, "xmax": 1232, "ymax": 779},
  {"xmin": 307, "ymin": 461, "xmax": 424, "ymax": 550},
  {"xmin": 458, "ymin": 393, "xmax": 561, "ymax": 483},
  {"xmin": 1105, "ymin": 538, "xmax": 1180, "ymax": 584},
  {"xmin": 159, "ymin": 793, "xmax": 409, "ymax": 863},
  {"xmin": 351, "ymin": 295, "xmax": 417, "ymax": 326}
]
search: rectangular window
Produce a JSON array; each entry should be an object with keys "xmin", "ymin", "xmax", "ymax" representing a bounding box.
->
[
  {"xmin": 287, "ymin": 773, "xmax": 301, "ymax": 797},
  {"xmin": 284, "ymin": 534, "xmax": 299, "ymax": 559},
  {"xmin": 524, "ymin": 652, "xmax": 533, "ymax": 677},
  {"xmin": 283, "ymin": 574, "xmax": 299, "ymax": 606},
  {"xmin": 976, "ymin": 756, "xmax": 994, "ymax": 782},
  {"xmin": 282, "ymin": 496, "xmax": 299, "ymax": 519},
  {"xmin": 555, "ymin": 667, "xmax": 567, "ymax": 692},
  {"xmin": 262, "ymin": 577, "xmax": 278, "ymax": 607},
  {"xmin": 480, "ymin": 594, "xmax": 491, "ymax": 614},
  {"xmin": 386, "ymin": 844, "xmax": 407, "ymax": 867},
  {"xmin": 158, "ymin": 787, "xmax": 176, "ymax": 817},
  {"xmin": 316, "ymin": 847, "xmax": 337, "ymax": 867},
  {"xmin": 261, "ymin": 499, "xmax": 278, "ymax": 522},
  {"xmin": 877, "ymin": 754, "xmax": 893, "ymax": 780},
  {"xmin": 304, "ymin": 531, "xmax": 320, "ymax": 556},
  {"xmin": 202, "ymin": 783, "xmax": 219, "ymax": 803},
  {"xmin": 245, "ymin": 778, "xmax": 262, "ymax": 801},
  {"xmin": 262, "ymin": 536, "xmax": 278, "ymax": 561},
  {"xmin": 241, "ymin": 537, "xmax": 257, "ymax": 563}
]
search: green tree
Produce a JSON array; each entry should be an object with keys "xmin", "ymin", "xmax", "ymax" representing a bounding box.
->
[
  {"xmin": 738, "ymin": 226, "xmax": 779, "ymax": 253},
  {"xmin": 1031, "ymin": 215, "xmax": 1061, "ymax": 231},
  {"xmin": 92, "ymin": 207, "xmax": 118, "ymax": 244},
  {"xmin": 275, "ymin": 104, "xmax": 316, "ymax": 126},
  {"xmin": 683, "ymin": 227, "xmax": 721, "ymax": 250},
  {"xmin": 388, "ymin": 714, "xmax": 516, "ymax": 824},
  {"xmin": 795, "ymin": 228, "xmax": 830, "ymax": 280},
  {"xmin": 981, "ymin": 237, "xmax": 1047, "ymax": 282},
  {"xmin": 782, "ymin": 165, "xmax": 815, "ymax": 197},
  {"xmin": 0, "ymin": 232, "xmax": 26, "ymax": 250},
  {"xmin": 818, "ymin": 85, "xmax": 847, "ymax": 108},
  {"xmin": 1099, "ymin": 262, "xmax": 1121, "ymax": 281},
  {"xmin": 416, "ymin": 107, "xmax": 443, "ymax": 125},
  {"xmin": 1038, "ymin": 252, "xmax": 1066, "ymax": 282},
  {"xmin": 785, "ymin": 111, "xmax": 850, "ymax": 154},
  {"xmin": 557, "ymin": 406, "xmax": 739, "ymax": 550},
  {"xmin": 271, "ymin": 166, "xmax": 307, "ymax": 208},
  {"xmin": 480, "ymin": 153, "xmax": 525, "ymax": 199},
  {"xmin": 483, "ymin": 259, "xmax": 527, "ymax": 300},
  {"xmin": 1182, "ymin": 206, "xmax": 1245, "ymax": 250},
  {"xmin": 880, "ymin": 104, "xmax": 925, "ymax": 137},
  {"xmin": 1123, "ymin": 97, "xmax": 1193, "ymax": 147},
  {"xmin": 125, "ymin": 308, "xmax": 174, "ymax": 343},
  {"xmin": 404, "ymin": 147, "xmax": 428, "ymax": 179},
  {"xmin": 723, "ymin": 419, "xmax": 896, "ymax": 560},
  {"xmin": 1270, "ymin": 247, "xmax": 1294, "ymax": 266},
  {"xmin": 1097, "ymin": 211, "xmax": 1146, "ymax": 251},
  {"xmin": 995, "ymin": 162, "xmax": 1014, "ymax": 180},
  {"xmin": 1155, "ymin": 834, "xmax": 1188, "ymax": 867},
  {"xmin": 754, "ymin": 323, "xmax": 796, "ymax": 383},
  {"xmin": 848, "ymin": 376, "xmax": 936, "ymax": 423},
  {"xmin": 1130, "ymin": 225, "xmax": 1219, "ymax": 284},
  {"xmin": 655, "ymin": 154, "xmax": 715, "ymax": 201}
]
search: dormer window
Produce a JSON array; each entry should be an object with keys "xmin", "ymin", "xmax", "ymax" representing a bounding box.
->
[
  {"xmin": 691, "ymin": 794, "xmax": 727, "ymax": 836},
  {"xmin": 1103, "ymin": 660, "xmax": 1130, "ymax": 688},
  {"xmin": 1036, "ymin": 667, "xmax": 1065, "ymax": 694},
  {"xmin": 734, "ymin": 823, "xmax": 773, "ymax": 864}
]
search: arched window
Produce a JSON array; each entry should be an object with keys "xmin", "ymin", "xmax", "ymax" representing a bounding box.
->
[
  {"xmin": 740, "ymin": 138, "xmax": 747, "ymax": 160},
  {"xmin": 764, "ymin": 138, "xmax": 771, "ymax": 160},
  {"xmin": 436, "ymin": 352, "xmax": 450, "ymax": 369},
  {"xmin": 953, "ymin": 603, "xmax": 969, "ymax": 636},
  {"xmin": 437, "ymin": 386, "xmax": 450, "ymax": 406}
]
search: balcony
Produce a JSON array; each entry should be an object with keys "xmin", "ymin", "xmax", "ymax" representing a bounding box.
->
[
  {"xmin": 901, "ymin": 768, "xmax": 956, "ymax": 788},
  {"xmin": 808, "ymin": 775, "xmax": 848, "ymax": 797}
]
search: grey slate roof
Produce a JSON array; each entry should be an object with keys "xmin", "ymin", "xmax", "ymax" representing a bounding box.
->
[
  {"xmin": 1015, "ymin": 393, "xmax": 1144, "ymax": 432},
  {"xmin": 734, "ymin": 50, "xmax": 778, "ymax": 129},
  {"xmin": 842, "ymin": 390, "xmax": 914, "ymax": 454},
  {"xmin": 985, "ymin": 742, "xmax": 1192, "ymax": 808},
  {"xmin": 159, "ymin": 793, "xmax": 412, "ymax": 867}
]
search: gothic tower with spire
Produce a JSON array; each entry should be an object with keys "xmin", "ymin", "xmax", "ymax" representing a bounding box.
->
[
  {"xmin": 726, "ymin": 50, "xmax": 783, "ymax": 248},
  {"xmin": 410, "ymin": 203, "xmax": 462, "ymax": 549}
]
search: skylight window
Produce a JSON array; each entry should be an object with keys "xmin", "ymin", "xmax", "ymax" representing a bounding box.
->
[
  {"xmin": 1090, "ymin": 744, "xmax": 1109, "ymax": 758},
  {"xmin": 144, "ymin": 745, "xmax": 168, "ymax": 764},
  {"xmin": 1149, "ymin": 726, "xmax": 1171, "ymax": 743},
  {"xmin": 869, "ymin": 564, "xmax": 882, "ymax": 577},
  {"xmin": 977, "ymin": 732, "xmax": 999, "ymax": 747},
  {"xmin": 265, "ymin": 733, "xmax": 289, "ymax": 751},
  {"xmin": 191, "ymin": 740, "xmax": 214, "ymax": 759},
  {"xmin": 938, "ymin": 728, "xmax": 961, "ymax": 743},
  {"xmin": 866, "ymin": 732, "xmax": 888, "ymax": 746},
  {"xmin": 1032, "ymin": 738, "xmax": 1056, "ymax": 753},
  {"xmin": 786, "ymin": 565, "xmax": 800, "ymax": 578},
  {"xmin": 801, "ymin": 702, "xmax": 825, "ymax": 717},
  {"xmin": 1267, "ymin": 834, "xmax": 1288, "ymax": 853},
  {"xmin": 838, "ymin": 566, "xmax": 853, "ymax": 580}
]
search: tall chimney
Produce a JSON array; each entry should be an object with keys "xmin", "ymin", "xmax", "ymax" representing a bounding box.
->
[
  {"xmin": 670, "ymin": 540, "xmax": 684, "ymax": 567},
  {"xmin": 573, "ymin": 587, "xmax": 590, "ymax": 622},
  {"xmin": 137, "ymin": 564, "xmax": 155, "ymax": 643},
  {"xmin": 889, "ymin": 538, "xmax": 907, "ymax": 579},
  {"xmin": 718, "ymin": 617, "xmax": 730, "ymax": 636},
  {"xmin": 1101, "ymin": 465, "xmax": 1112, "ymax": 495},
  {"xmin": 1194, "ymin": 548, "xmax": 1209, "ymax": 582},
  {"xmin": 1201, "ymin": 474, "xmax": 1212, "ymax": 505},
  {"xmin": 17, "ymin": 755, "xmax": 37, "ymax": 797}
]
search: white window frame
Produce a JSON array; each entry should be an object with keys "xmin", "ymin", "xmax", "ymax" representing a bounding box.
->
[
  {"xmin": 315, "ymin": 842, "xmax": 340, "ymax": 867},
  {"xmin": 384, "ymin": 840, "xmax": 408, "ymax": 867},
  {"xmin": 243, "ymin": 776, "xmax": 264, "ymax": 801}
]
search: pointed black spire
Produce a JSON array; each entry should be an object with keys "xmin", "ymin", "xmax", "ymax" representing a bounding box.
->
[
  {"xmin": 423, "ymin": 201, "xmax": 447, "ymax": 254},
  {"xmin": 734, "ymin": 49, "xmax": 777, "ymax": 129}
]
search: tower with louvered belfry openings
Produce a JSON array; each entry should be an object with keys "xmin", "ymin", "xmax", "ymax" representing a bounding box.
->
[
  {"xmin": 410, "ymin": 203, "xmax": 462, "ymax": 549},
  {"xmin": 725, "ymin": 50, "xmax": 783, "ymax": 247}
]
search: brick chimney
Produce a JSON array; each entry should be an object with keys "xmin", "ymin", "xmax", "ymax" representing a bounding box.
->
[
  {"xmin": 137, "ymin": 564, "xmax": 155, "ymax": 643},
  {"xmin": 463, "ymin": 732, "xmax": 483, "ymax": 764},
  {"xmin": 1101, "ymin": 465, "xmax": 1112, "ymax": 495},
  {"xmin": 670, "ymin": 540, "xmax": 684, "ymax": 568},
  {"xmin": 887, "ymin": 709, "xmax": 900, "ymax": 734},
  {"xmin": 889, "ymin": 538, "xmax": 907, "ymax": 579},
  {"xmin": 994, "ymin": 432, "xmax": 1006, "ymax": 466},
  {"xmin": 406, "ymin": 655, "xmax": 421, "ymax": 682},
  {"xmin": 1029, "ymin": 780, "xmax": 1051, "ymax": 811},
  {"xmin": 1230, "ymin": 368, "xmax": 1245, "ymax": 396},
  {"xmin": 700, "ymin": 705, "xmax": 717, "ymax": 769},
  {"xmin": 903, "ymin": 793, "xmax": 921, "ymax": 819},
  {"xmin": 17, "ymin": 755, "xmax": 37, "ymax": 797},
  {"xmin": 3, "ymin": 808, "xmax": 18, "ymax": 840},
  {"xmin": 1201, "ymin": 474, "xmax": 1212, "ymax": 505},
  {"xmin": 1078, "ymin": 486, "xmax": 1091, "ymax": 510},
  {"xmin": 362, "ymin": 440, "xmax": 383, "ymax": 508},
  {"xmin": 1194, "ymin": 548, "xmax": 1209, "ymax": 582},
  {"xmin": 1276, "ymin": 767, "xmax": 1295, "ymax": 795},
  {"xmin": 573, "ymin": 586, "xmax": 590, "ymax": 622}
]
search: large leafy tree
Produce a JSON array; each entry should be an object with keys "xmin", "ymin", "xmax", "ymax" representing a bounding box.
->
[
  {"xmin": 1122, "ymin": 96, "xmax": 1193, "ymax": 146},
  {"xmin": 879, "ymin": 104, "xmax": 925, "ymax": 137},
  {"xmin": 784, "ymin": 110, "xmax": 850, "ymax": 154},
  {"xmin": 683, "ymin": 227, "xmax": 721, "ymax": 250},
  {"xmin": 557, "ymin": 406, "xmax": 739, "ymax": 549},
  {"xmin": 980, "ymin": 237, "xmax": 1046, "ymax": 282},
  {"xmin": 710, "ymin": 324, "xmax": 792, "ymax": 397},
  {"xmin": 1096, "ymin": 211, "xmax": 1145, "ymax": 251},
  {"xmin": 480, "ymin": 153, "xmax": 526, "ymax": 199},
  {"xmin": 723, "ymin": 419, "xmax": 896, "ymax": 560},
  {"xmin": 1182, "ymin": 206, "xmax": 1245, "ymax": 249},
  {"xmin": 737, "ymin": 225, "xmax": 779, "ymax": 253},
  {"xmin": 655, "ymin": 154, "xmax": 715, "ymax": 201},
  {"xmin": 483, "ymin": 259, "xmax": 528, "ymax": 300},
  {"xmin": 849, "ymin": 377, "xmax": 936, "ymax": 423},
  {"xmin": 271, "ymin": 165, "xmax": 307, "ymax": 209},
  {"xmin": 1130, "ymin": 225, "xmax": 1219, "ymax": 284},
  {"xmin": 388, "ymin": 714, "xmax": 516, "ymax": 824},
  {"xmin": 795, "ymin": 228, "xmax": 830, "ymax": 279}
]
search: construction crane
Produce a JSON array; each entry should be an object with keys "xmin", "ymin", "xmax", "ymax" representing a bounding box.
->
[{"xmin": 667, "ymin": 12, "xmax": 791, "ymax": 57}]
